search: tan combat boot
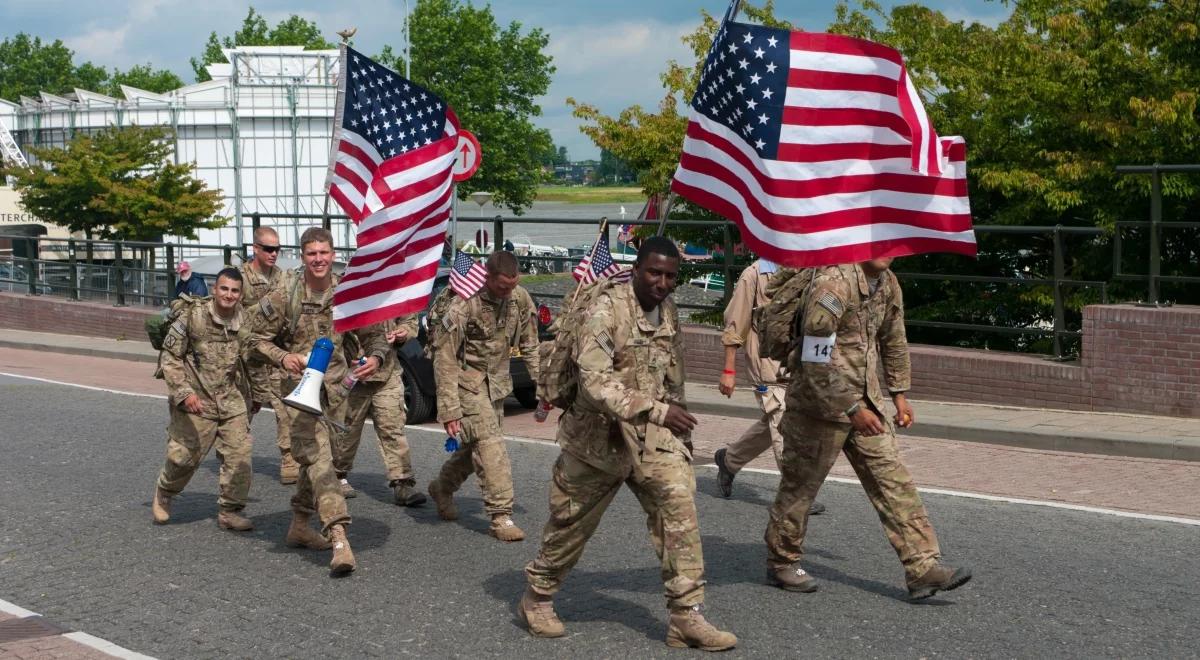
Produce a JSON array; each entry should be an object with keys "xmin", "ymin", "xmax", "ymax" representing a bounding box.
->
[
  {"xmin": 285, "ymin": 513, "xmax": 332, "ymax": 550},
  {"xmin": 338, "ymin": 478, "xmax": 357, "ymax": 499},
  {"xmin": 328, "ymin": 524, "xmax": 356, "ymax": 575},
  {"xmin": 907, "ymin": 563, "xmax": 972, "ymax": 601},
  {"xmin": 217, "ymin": 509, "xmax": 254, "ymax": 532},
  {"xmin": 490, "ymin": 515, "xmax": 525, "ymax": 542},
  {"xmin": 428, "ymin": 481, "xmax": 458, "ymax": 520},
  {"xmin": 767, "ymin": 564, "xmax": 819, "ymax": 593},
  {"xmin": 391, "ymin": 479, "xmax": 427, "ymax": 507},
  {"xmin": 517, "ymin": 587, "xmax": 565, "ymax": 638},
  {"xmin": 151, "ymin": 487, "xmax": 172, "ymax": 524},
  {"xmin": 666, "ymin": 605, "xmax": 738, "ymax": 651},
  {"xmin": 279, "ymin": 450, "xmax": 299, "ymax": 485}
]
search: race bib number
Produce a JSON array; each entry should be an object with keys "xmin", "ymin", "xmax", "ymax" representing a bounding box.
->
[{"xmin": 800, "ymin": 334, "xmax": 836, "ymax": 364}]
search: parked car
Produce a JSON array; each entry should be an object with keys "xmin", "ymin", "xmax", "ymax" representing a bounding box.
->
[{"xmin": 397, "ymin": 269, "xmax": 556, "ymax": 424}]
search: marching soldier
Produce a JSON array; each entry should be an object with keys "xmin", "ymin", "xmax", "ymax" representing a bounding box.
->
[
  {"xmin": 250, "ymin": 227, "xmax": 389, "ymax": 575},
  {"xmin": 238, "ymin": 225, "xmax": 299, "ymax": 484},
  {"xmin": 520, "ymin": 237, "xmax": 737, "ymax": 651},
  {"xmin": 764, "ymin": 257, "xmax": 972, "ymax": 600},
  {"xmin": 333, "ymin": 314, "xmax": 428, "ymax": 506},
  {"xmin": 427, "ymin": 250, "xmax": 540, "ymax": 542},
  {"xmin": 151, "ymin": 267, "xmax": 254, "ymax": 532},
  {"xmin": 712, "ymin": 259, "xmax": 825, "ymax": 516}
]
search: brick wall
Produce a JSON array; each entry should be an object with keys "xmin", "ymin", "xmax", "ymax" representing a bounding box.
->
[
  {"xmin": 681, "ymin": 303, "xmax": 1200, "ymax": 417},
  {"xmin": 0, "ymin": 292, "xmax": 156, "ymax": 340}
]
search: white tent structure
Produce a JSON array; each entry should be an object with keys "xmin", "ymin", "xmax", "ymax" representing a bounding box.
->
[{"xmin": 0, "ymin": 46, "xmax": 347, "ymax": 249}]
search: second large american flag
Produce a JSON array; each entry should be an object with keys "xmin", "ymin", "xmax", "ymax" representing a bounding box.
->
[
  {"xmin": 327, "ymin": 45, "xmax": 461, "ymax": 332},
  {"xmin": 671, "ymin": 12, "xmax": 975, "ymax": 268}
]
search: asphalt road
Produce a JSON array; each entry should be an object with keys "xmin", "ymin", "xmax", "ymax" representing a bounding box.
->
[{"xmin": 1, "ymin": 375, "xmax": 1197, "ymax": 658}]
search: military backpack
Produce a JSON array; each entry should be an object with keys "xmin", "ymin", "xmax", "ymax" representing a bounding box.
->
[
  {"xmin": 535, "ymin": 277, "xmax": 623, "ymax": 409},
  {"xmin": 146, "ymin": 293, "xmax": 207, "ymax": 351},
  {"xmin": 755, "ymin": 267, "xmax": 816, "ymax": 364}
]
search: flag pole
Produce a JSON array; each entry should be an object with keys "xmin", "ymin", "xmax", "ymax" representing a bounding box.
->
[
  {"xmin": 655, "ymin": 191, "xmax": 677, "ymax": 237},
  {"xmin": 564, "ymin": 217, "xmax": 609, "ymax": 309}
]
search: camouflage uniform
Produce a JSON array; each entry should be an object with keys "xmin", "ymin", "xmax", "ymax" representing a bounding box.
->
[
  {"xmin": 333, "ymin": 314, "xmax": 420, "ymax": 482},
  {"xmin": 238, "ymin": 262, "xmax": 295, "ymax": 460},
  {"xmin": 719, "ymin": 261, "xmax": 786, "ymax": 473},
  {"xmin": 525, "ymin": 281, "xmax": 707, "ymax": 609},
  {"xmin": 430, "ymin": 286, "xmax": 540, "ymax": 516},
  {"xmin": 765, "ymin": 263, "xmax": 940, "ymax": 581},
  {"xmin": 155, "ymin": 300, "xmax": 253, "ymax": 511},
  {"xmin": 250, "ymin": 278, "xmax": 390, "ymax": 532}
]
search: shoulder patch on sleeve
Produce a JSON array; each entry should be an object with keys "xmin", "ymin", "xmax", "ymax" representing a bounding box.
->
[
  {"xmin": 595, "ymin": 330, "xmax": 615, "ymax": 358},
  {"xmin": 259, "ymin": 298, "xmax": 275, "ymax": 318},
  {"xmin": 816, "ymin": 291, "xmax": 844, "ymax": 317}
]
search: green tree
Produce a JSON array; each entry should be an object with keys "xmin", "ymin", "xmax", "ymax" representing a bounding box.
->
[
  {"xmin": 190, "ymin": 7, "xmax": 335, "ymax": 82},
  {"xmin": 1, "ymin": 125, "xmax": 224, "ymax": 243},
  {"xmin": 376, "ymin": 0, "xmax": 555, "ymax": 213},
  {"xmin": 103, "ymin": 64, "xmax": 184, "ymax": 97},
  {"xmin": 0, "ymin": 33, "xmax": 109, "ymax": 102}
]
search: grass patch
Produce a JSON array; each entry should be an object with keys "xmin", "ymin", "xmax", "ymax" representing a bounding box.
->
[
  {"xmin": 537, "ymin": 186, "xmax": 646, "ymax": 204},
  {"xmin": 521, "ymin": 273, "xmax": 572, "ymax": 286}
]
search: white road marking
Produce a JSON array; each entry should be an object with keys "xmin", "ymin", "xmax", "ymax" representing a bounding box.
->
[
  {"xmin": 63, "ymin": 632, "xmax": 158, "ymax": 659},
  {"xmin": 0, "ymin": 597, "xmax": 38, "ymax": 618},
  {"xmin": 5, "ymin": 372, "xmax": 1199, "ymax": 527}
]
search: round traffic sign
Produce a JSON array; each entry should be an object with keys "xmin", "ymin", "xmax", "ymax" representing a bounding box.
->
[{"xmin": 452, "ymin": 130, "xmax": 482, "ymax": 182}]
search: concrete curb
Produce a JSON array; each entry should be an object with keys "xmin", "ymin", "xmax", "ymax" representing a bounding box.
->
[
  {"xmin": 0, "ymin": 338, "xmax": 160, "ymax": 364},
  {"xmin": 687, "ymin": 397, "xmax": 1200, "ymax": 463}
]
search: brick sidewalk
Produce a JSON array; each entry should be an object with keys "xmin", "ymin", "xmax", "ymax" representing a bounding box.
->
[
  {"xmin": 0, "ymin": 602, "xmax": 149, "ymax": 659},
  {"xmin": 4, "ymin": 345, "xmax": 1199, "ymax": 520}
]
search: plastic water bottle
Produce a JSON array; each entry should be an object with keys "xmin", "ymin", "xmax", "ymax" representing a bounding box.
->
[
  {"xmin": 533, "ymin": 400, "xmax": 553, "ymax": 423},
  {"xmin": 341, "ymin": 356, "xmax": 367, "ymax": 389},
  {"xmin": 444, "ymin": 436, "xmax": 459, "ymax": 453},
  {"xmin": 755, "ymin": 384, "xmax": 769, "ymax": 394}
]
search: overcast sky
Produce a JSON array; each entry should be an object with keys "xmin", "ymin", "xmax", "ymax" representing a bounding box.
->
[{"xmin": 2, "ymin": 0, "xmax": 1007, "ymax": 160}]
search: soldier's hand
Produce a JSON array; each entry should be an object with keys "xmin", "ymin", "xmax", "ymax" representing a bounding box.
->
[
  {"xmin": 444, "ymin": 419, "xmax": 463, "ymax": 438},
  {"xmin": 387, "ymin": 328, "xmax": 409, "ymax": 344},
  {"xmin": 182, "ymin": 394, "xmax": 204, "ymax": 415},
  {"xmin": 718, "ymin": 372, "xmax": 736, "ymax": 398},
  {"xmin": 353, "ymin": 356, "xmax": 381, "ymax": 380},
  {"xmin": 282, "ymin": 353, "xmax": 306, "ymax": 375},
  {"xmin": 893, "ymin": 393, "xmax": 915, "ymax": 428},
  {"xmin": 850, "ymin": 407, "xmax": 886, "ymax": 437},
  {"xmin": 663, "ymin": 404, "xmax": 698, "ymax": 435}
]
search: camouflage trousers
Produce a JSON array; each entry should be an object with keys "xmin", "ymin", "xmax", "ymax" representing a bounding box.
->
[
  {"xmin": 333, "ymin": 369, "xmax": 412, "ymax": 482},
  {"xmin": 526, "ymin": 448, "xmax": 706, "ymax": 609},
  {"xmin": 156, "ymin": 405, "xmax": 252, "ymax": 511},
  {"xmin": 246, "ymin": 362, "xmax": 292, "ymax": 455},
  {"xmin": 434, "ymin": 398, "xmax": 513, "ymax": 516},
  {"xmin": 277, "ymin": 390, "xmax": 350, "ymax": 533},
  {"xmin": 765, "ymin": 410, "xmax": 940, "ymax": 581},
  {"xmin": 722, "ymin": 384, "xmax": 785, "ymax": 474}
]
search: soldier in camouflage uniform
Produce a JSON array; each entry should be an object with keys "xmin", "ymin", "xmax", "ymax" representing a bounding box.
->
[
  {"xmin": 249, "ymin": 227, "xmax": 390, "ymax": 575},
  {"xmin": 333, "ymin": 314, "xmax": 428, "ymax": 506},
  {"xmin": 427, "ymin": 250, "xmax": 540, "ymax": 542},
  {"xmin": 764, "ymin": 257, "xmax": 972, "ymax": 601},
  {"xmin": 238, "ymin": 226, "xmax": 299, "ymax": 484},
  {"xmin": 520, "ymin": 237, "xmax": 737, "ymax": 652},
  {"xmin": 151, "ymin": 268, "xmax": 255, "ymax": 533}
]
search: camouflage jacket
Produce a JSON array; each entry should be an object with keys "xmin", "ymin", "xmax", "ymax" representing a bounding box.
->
[
  {"xmin": 238, "ymin": 262, "xmax": 294, "ymax": 309},
  {"xmin": 248, "ymin": 276, "xmax": 390, "ymax": 401},
  {"xmin": 558, "ymin": 281, "xmax": 688, "ymax": 477},
  {"xmin": 353, "ymin": 314, "xmax": 419, "ymax": 384},
  {"xmin": 432, "ymin": 286, "xmax": 540, "ymax": 422},
  {"xmin": 160, "ymin": 300, "xmax": 250, "ymax": 420},
  {"xmin": 720, "ymin": 261, "xmax": 783, "ymax": 385},
  {"xmin": 786, "ymin": 264, "xmax": 910, "ymax": 422}
]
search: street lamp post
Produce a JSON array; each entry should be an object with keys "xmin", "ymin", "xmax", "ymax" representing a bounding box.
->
[
  {"xmin": 468, "ymin": 191, "xmax": 493, "ymax": 251},
  {"xmin": 403, "ymin": 0, "xmax": 411, "ymax": 80}
]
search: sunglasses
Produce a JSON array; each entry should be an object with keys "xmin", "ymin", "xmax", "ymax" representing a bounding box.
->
[{"xmin": 256, "ymin": 244, "xmax": 281, "ymax": 254}]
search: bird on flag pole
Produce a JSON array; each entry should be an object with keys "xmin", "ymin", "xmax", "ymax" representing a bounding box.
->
[
  {"xmin": 324, "ymin": 44, "xmax": 474, "ymax": 333},
  {"xmin": 449, "ymin": 250, "xmax": 488, "ymax": 299},
  {"xmin": 670, "ymin": 0, "xmax": 975, "ymax": 268}
]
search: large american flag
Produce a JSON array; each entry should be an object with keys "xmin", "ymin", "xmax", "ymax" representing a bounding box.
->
[
  {"xmin": 449, "ymin": 250, "xmax": 487, "ymax": 298},
  {"xmin": 573, "ymin": 233, "xmax": 632, "ymax": 284},
  {"xmin": 670, "ymin": 8, "xmax": 974, "ymax": 268},
  {"xmin": 326, "ymin": 45, "xmax": 461, "ymax": 332}
]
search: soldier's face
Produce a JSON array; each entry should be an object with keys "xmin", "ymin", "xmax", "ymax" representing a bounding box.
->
[
  {"xmin": 213, "ymin": 275, "xmax": 243, "ymax": 314},
  {"xmin": 254, "ymin": 233, "xmax": 280, "ymax": 269},
  {"xmin": 302, "ymin": 241, "xmax": 334, "ymax": 280},
  {"xmin": 485, "ymin": 271, "xmax": 519, "ymax": 299},
  {"xmin": 632, "ymin": 253, "xmax": 680, "ymax": 310},
  {"xmin": 861, "ymin": 257, "xmax": 895, "ymax": 275}
]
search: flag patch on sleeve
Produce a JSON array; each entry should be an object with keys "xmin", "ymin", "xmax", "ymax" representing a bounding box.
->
[{"xmin": 816, "ymin": 292, "xmax": 844, "ymax": 317}]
